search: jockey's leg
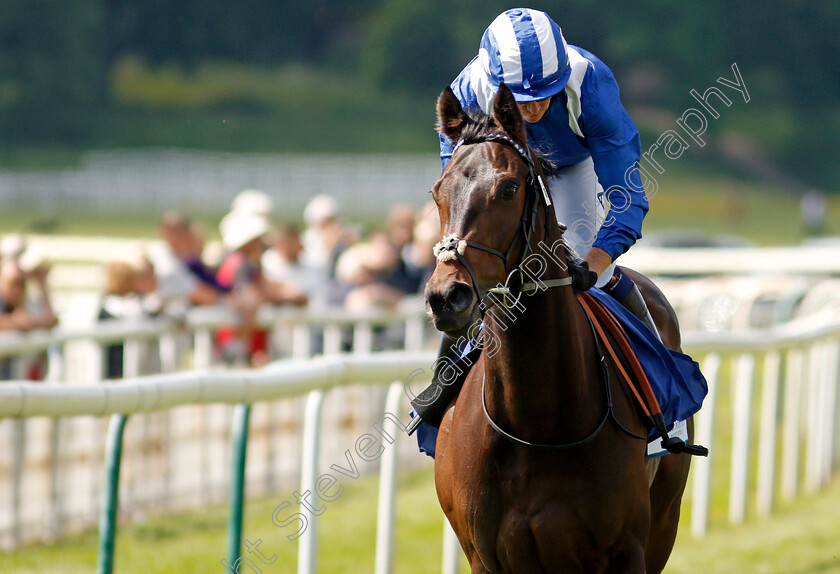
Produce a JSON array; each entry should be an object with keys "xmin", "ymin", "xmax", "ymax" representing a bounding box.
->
[
  {"xmin": 548, "ymin": 158, "xmax": 661, "ymax": 340},
  {"xmin": 406, "ymin": 333, "xmax": 468, "ymax": 434},
  {"xmin": 603, "ymin": 267, "xmax": 662, "ymax": 341}
]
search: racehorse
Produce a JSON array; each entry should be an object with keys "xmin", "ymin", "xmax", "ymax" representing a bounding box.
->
[{"xmin": 425, "ymin": 83, "xmax": 693, "ymax": 573}]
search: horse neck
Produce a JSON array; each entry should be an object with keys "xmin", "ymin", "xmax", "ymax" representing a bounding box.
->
[{"xmin": 481, "ymin": 223, "xmax": 603, "ymax": 440}]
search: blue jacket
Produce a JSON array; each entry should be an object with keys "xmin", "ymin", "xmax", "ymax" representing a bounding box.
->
[{"xmin": 440, "ymin": 46, "xmax": 648, "ymax": 261}]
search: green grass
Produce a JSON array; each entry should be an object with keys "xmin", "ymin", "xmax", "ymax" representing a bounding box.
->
[
  {"xmin": 667, "ymin": 475, "xmax": 840, "ymax": 573},
  {"xmin": 3, "ymin": 465, "xmax": 840, "ymax": 574},
  {"xmin": 0, "ymin": 464, "xmax": 466, "ymax": 574},
  {"xmin": 642, "ymin": 168, "xmax": 840, "ymax": 245}
]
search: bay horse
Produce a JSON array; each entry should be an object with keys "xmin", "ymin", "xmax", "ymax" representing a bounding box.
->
[{"xmin": 425, "ymin": 83, "xmax": 693, "ymax": 573}]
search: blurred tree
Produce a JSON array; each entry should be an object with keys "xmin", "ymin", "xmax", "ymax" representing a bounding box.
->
[
  {"xmin": 105, "ymin": 0, "xmax": 378, "ymax": 66},
  {"xmin": 0, "ymin": 0, "xmax": 837, "ymax": 186},
  {"xmin": 0, "ymin": 0, "xmax": 106, "ymax": 139},
  {"xmin": 360, "ymin": 0, "xmax": 458, "ymax": 96}
]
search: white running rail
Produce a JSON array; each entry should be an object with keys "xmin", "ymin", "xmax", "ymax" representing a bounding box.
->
[{"xmin": 0, "ymin": 317, "xmax": 838, "ymax": 569}]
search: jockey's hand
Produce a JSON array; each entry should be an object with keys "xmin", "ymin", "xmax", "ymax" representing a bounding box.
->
[
  {"xmin": 570, "ymin": 259, "xmax": 598, "ymax": 292},
  {"xmin": 584, "ymin": 247, "xmax": 612, "ymax": 278}
]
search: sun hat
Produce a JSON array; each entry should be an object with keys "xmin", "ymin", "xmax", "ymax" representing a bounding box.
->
[
  {"xmin": 303, "ymin": 195, "xmax": 339, "ymax": 227},
  {"xmin": 230, "ymin": 189, "xmax": 274, "ymax": 217},
  {"xmin": 0, "ymin": 234, "xmax": 27, "ymax": 260},
  {"xmin": 479, "ymin": 8, "xmax": 572, "ymax": 102},
  {"xmin": 220, "ymin": 213, "xmax": 271, "ymax": 251}
]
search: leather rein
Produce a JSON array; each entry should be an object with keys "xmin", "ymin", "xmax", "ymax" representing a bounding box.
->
[{"xmin": 436, "ymin": 133, "xmax": 647, "ymax": 451}]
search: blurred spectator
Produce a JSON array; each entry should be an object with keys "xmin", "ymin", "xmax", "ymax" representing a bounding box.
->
[
  {"xmin": 402, "ymin": 203, "xmax": 440, "ymax": 291},
  {"xmin": 0, "ymin": 243, "xmax": 58, "ymax": 333},
  {"xmin": 97, "ymin": 258, "xmax": 160, "ymax": 379},
  {"xmin": 330, "ymin": 241, "xmax": 403, "ymax": 312},
  {"xmin": 301, "ymin": 194, "xmax": 354, "ymax": 277},
  {"xmin": 380, "ymin": 205, "xmax": 418, "ymax": 293},
  {"xmin": 216, "ymin": 213, "xmax": 306, "ymax": 366},
  {"xmin": 382, "ymin": 202, "xmax": 440, "ymax": 294},
  {"xmin": 0, "ymin": 244, "xmax": 58, "ymax": 380},
  {"xmin": 262, "ymin": 225, "xmax": 324, "ymax": 302},
  {"xmin": 386, "ymin": 204, "xmax": 416, "ymax": 253},
  {"xmin": 230, "ymin": 188, "xmax": 274, "ymax": 217},
  {"xmin": 328, "ymin": 240, "xmax": 406, "ymax": 352},
  {"xmin": 99, "ymin": 259, "xmax": 159, "ymax": 316},
  {"xmin": 147, "ymin": 211, "xmax": 229, "ymax": 314}
]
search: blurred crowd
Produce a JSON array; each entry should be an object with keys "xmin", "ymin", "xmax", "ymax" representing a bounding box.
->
[{"xmin": 0, "ymin": 190, "xmax": 440, "ymax": 374}]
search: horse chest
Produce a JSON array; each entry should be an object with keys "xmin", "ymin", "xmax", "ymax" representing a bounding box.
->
[{"xmin": 439, "ymin": 411, "xmax": 649, "ymax": 568}]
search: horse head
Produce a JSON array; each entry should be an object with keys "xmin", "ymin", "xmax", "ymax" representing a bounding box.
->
[{"xmin": 425, "ymin": 83, "xmax": 560, "ymax": 338}]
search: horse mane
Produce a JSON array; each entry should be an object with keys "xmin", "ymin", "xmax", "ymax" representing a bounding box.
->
[{"xmin": 458, "ymin": 109, "xmax": 559, "ymax": 178}]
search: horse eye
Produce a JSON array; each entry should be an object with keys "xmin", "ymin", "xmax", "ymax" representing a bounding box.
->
[{"xmin": 500, "ymin": 182, "xmax": 519, "ymax": 200}]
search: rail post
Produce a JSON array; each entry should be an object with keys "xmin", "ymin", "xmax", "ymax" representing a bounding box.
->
[
  {"xmin": 374, "ymin": 382, "xmax": 404, "ymax": 574},
  {"xmin": 442, "ymin": 518, "xmax": 461, "ymax": 574},
  {"xmin": 690, "ymin": 353, "xmax": 721, "ymax": 537},
  {"xmin": 96, "ymin": 413, "xmax": 128, "ymax": 574},
  {"xmin": 226, "ymin": 404, "xmax": 252, "ymax": 567},
  {"xmin": 298, "ymin": 390, "xmax": 325, "ymax": 574},
  {"xmin": 729, "ymin": 353, "xmax": 756, "ymax": 525},
  {"xmin": 756, "ymin": 350, "xmax": 781, "ymax": 516}
]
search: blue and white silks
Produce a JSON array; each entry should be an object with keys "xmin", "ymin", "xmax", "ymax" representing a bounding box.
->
[{"xmin": 440, "ymin": 44, "xmax": 649, "ymax": 263}]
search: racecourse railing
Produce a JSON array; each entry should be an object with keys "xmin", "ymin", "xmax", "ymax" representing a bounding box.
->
[
  {"xmin": 0, "ymin": 353, "xmax": 438, "ymax": 574},
  {"xmin": 0, "ymin": 299, "xmax": 431, "ymax": 372},
  {"xmin": 0, "ymin": 301, "xmax": 435, "ymax": 558},
  {"xmin": 0, "ymin": 315, "xmax": 838, "ymax": 571},
  {"xmin": 682, "ymin": 316, "xmax": 840, "ymax": 536}
]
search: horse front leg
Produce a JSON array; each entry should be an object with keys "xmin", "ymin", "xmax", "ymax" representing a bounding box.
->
[
  {"xmin": 606, "ymin": 545, "xmax": 647, "ymax": 574},
  {"xmin": 468, "ymin": 556, "xmax": 491, "ymax": 574}
]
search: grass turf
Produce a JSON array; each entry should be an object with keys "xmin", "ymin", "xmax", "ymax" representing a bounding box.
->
[{"xmin": 3, "ymin": 465, "xmax": 839, "ymax": 574}]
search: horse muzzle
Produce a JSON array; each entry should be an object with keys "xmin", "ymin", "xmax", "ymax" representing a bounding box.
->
[{"xmin": 425, "ymin": 277, "xmax": 477, "ymax": 334}]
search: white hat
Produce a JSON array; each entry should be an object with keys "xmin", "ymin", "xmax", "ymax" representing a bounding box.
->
[
  {"xmin": 0, "ymin": 234, "xmax": 27, "ymax": 260},
  {"xmin": 303, "ymin": 195, "xmax": 338, "ymax": 227},
  {"xmin": 220, "ymin": 213, "xmax": 271, "ymax": 251},
  {"xmin": 230, "ymin": 189, "xmax": 274, "ymax": 217}
]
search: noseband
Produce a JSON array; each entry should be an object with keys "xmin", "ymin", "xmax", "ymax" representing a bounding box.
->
[{"xmin": 432, "ymin": 134, "xmax": 570, "ymax": 312}]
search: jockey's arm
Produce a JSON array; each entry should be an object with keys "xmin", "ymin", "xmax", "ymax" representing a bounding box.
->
[
  {"xmin": 584, "ymin": 246, "xmax": 613, "ymax": 277},
  {"xmin": 581, "ymin": 65, "xmax": 649, "ymax": 266}
]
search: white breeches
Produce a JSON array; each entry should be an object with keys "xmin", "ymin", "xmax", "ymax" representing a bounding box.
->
[{"xmin": 546, "ymin": 156, "xmax": 616, "ymax": 287}]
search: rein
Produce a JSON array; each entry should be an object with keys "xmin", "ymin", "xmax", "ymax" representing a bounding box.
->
[
  {"xmin": 480, "ymin": 298, "xmax": 648, "ymax": 450},
  {"xmin": 431, "ymin": 130, "xmax": 708, "ymax": 456},
  {"xmin": 434, "ymin": 132, "xmax": 646, "ymax": 451}
]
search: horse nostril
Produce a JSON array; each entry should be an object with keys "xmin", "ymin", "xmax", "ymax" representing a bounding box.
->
[
  {"xmin": 426, "ymin": 281, "xmax": 475, "ymax": 317},
  {"xmin": 426, "ymin": 289, "xmax": 446, "ymax": 315},
  {"xmin": 445, "ymin": 282, "xmax": 475, "ymax": 314}
]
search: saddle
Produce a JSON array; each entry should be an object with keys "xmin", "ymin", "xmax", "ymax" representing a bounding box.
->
[
  {"xmin": 577, "ymin": 291, "xmax": 707, "ymax": 456},
  {"xmin": 408, "ymin": 289, "xmax": 708, "ymax": 458}
]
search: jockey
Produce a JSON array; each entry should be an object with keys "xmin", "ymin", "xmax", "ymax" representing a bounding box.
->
[
  {"xmin": 439, "ymin": 7, "xmax": 657, "ymax": 332},
  {"xmin": 407, "ymin": 8, "xmax": 660, "ymax": 438}
]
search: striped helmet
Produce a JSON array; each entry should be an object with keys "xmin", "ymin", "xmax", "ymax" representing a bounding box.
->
[{"xmin": 479, "ymin": 8, "xmax": 571, "ymax": 102}]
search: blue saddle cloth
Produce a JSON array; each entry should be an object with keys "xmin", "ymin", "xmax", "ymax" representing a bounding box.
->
[{"xmin": 412, "ymin": 287, "xmax": 708, "ymax": 458}]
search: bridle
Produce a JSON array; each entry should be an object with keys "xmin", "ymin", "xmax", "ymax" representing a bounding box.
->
[
  {"xmin": 432, "ymin": 133, "xmax": 572, "ymax": 313},
  {"xmin": 431, "ymin": 131, "xmax": 647, "ymax": 451}
]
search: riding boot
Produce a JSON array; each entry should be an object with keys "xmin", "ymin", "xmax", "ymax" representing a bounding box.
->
[
  {"xmin": 603, "ymin": 267, "xmax": 662, "ymax": 341},
  {"xmin": 406, "ymin": 333, "xmax": 473, "ymax": 435},
  {"xmin": 619, "ymin": 283, "xmax": 662, "ymax": 342}
]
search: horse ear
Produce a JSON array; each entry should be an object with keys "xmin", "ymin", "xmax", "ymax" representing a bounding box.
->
[
  {"xmin": 492, "ymin": 83, "xmax": 526, "ymax": 144},
  {"xmin": 436, "ymin": 86, "xmax": 468, "ymax": 142}
]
